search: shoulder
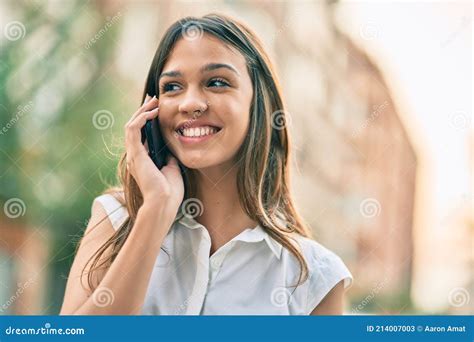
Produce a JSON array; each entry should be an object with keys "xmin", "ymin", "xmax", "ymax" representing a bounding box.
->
[
  {"xmin": 287, "ymin": 234, "xmax": 353, "ymax": 313},
  {"xmin": 93, "ymin": 191, "xmax": 129, "ymax": 231},
  {"xmin": 292, "ymin": 235, "xmax": 350, "ymax": 272}
]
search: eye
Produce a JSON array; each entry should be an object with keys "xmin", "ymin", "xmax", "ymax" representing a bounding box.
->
[
  {"xmin": 207, "ymin": 78, "xmax": 230, "ymax": 88},
  {"xmin": 160, "ymin": 83, "xmax": 181, "ymax": 94}
]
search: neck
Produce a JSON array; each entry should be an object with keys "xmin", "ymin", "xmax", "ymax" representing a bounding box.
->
[{"xmin": 191, "ymin": 163, "xmax": 258, "ymax": 255}]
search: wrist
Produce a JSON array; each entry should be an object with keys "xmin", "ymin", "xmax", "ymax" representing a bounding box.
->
[
  {"xmin": 139, "ymin": 201, "xmax": 165, "ymax": 217},
  {"xmin": 139, "ymin": 201, "xmax": 176, "ymax": 227}
]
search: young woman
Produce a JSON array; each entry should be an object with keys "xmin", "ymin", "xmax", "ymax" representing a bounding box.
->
[{"xmin": 61, "ymin": 13, "xmax": 352, "ymax": 315}]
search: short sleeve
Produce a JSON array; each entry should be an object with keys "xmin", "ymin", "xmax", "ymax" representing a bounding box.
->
[
  {"xmin": 304, "ymin": 242, "xmax": 353, "ymax": 314},
  {"xmin": 93, "ymin": 193, "xmax": 129, "ymax": 231}
]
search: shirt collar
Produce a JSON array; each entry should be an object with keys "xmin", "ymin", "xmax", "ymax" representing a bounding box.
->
[{"xmin": 176, "ymin": 215, "xmax": 283, "ymax": 260}]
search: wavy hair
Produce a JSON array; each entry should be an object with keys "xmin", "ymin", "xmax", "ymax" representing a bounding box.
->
[{"xmin": 81, "ymin": 13, "xmax": 313, "ymax": 293}]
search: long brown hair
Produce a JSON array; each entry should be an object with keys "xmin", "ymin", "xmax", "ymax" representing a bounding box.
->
[{"xmin": 82, "ymin": 13, "xmax": 313, "ymax": 293}]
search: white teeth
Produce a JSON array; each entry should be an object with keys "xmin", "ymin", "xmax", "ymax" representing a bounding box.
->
[{"xmin": 181, "ymin": 126, "xmax": 219, "ymax": 137}]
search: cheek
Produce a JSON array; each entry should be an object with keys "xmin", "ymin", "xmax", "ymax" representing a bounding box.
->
[
  {"xmin": 224, "ymin": 100, "xmax": 251, "ymax": 130},
  {"xmin": 223, "ymin": 113, "xmax": 250, "ymax": 148},
  {"xmin": 156, "ymin": 99, "xmax": 176, "ymax": 128}
]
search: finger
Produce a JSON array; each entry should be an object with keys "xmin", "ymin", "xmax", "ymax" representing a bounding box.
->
[
  {"xmin": 166, "ymin": 154, "xmax": 176, "ymax": 165},
  {"xmin": 127, "ymin": 95, "xmax": 159, "ymax": 125},
  {"xmin": 127, "ymin": 107, "xmax": 160, "ymax": 147},
  {"xmin": 168, "ymin": 156, "xmax": 179, "ymax": 168},
  {"xmin": 143, "ymin": 94, "xmax": 152, "ymax": 105},
  {"xmin": 139, "ymin": 95, "xmax": 159, "ymax": 114},
  {"xmin": 161, "ymin": 156, "xmax": 182, "ymax": 180},
  {"xmin": 127, "ymin": 95, "xmax": 157, "ymax": 124},
  {"xmin": 125, "ymin": 107, "xmax": 160, "ymax": 154},
  {"xmin": 132, "ymin": 107, "xmax": 160, "ymax": 127}
]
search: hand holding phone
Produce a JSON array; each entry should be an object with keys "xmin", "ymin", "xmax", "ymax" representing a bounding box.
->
[{"xmin": 124, "ymin": 95, "xmax": 184, "ymax": 206}]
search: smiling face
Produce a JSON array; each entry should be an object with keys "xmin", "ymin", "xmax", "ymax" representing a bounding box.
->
[{"xmin": 157, "ymin": 33, "xmax": 254, "ymax": 171}]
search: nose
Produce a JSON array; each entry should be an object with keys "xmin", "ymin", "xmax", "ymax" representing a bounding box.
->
[{"xmin": 178, "ymin": 87, "xmax": 208, "ymax": 116}]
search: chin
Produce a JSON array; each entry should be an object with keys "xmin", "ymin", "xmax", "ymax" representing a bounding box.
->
[
  {"xmin": 177, "ymin": 152, "xmax": 219, "ymax": 170},
  {"xmin": 177, "ymin": 150, "xmax": 236, "ymax": 171}
]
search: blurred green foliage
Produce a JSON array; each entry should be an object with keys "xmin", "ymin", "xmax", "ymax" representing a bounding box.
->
[{"xmin": 1, "ymin": 0, "xmax": 130, "ymax": 313}]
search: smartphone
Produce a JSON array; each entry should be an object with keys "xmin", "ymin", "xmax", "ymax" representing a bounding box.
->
[{"xmin": 141, "ymin": 118, "xmax": 168, "ymax": 169}]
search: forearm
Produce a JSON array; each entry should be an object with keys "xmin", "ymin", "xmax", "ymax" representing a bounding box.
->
[{"xmin": 73, "ymin": 203, "xmax": 172, "ymax": 315}]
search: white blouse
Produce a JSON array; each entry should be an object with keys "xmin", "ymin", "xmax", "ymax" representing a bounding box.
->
[{"xmin": 93, "ymin": 193, "xmax": 353, "ymax": 315}]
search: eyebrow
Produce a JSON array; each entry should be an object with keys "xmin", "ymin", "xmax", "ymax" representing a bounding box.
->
[{"xmin": 159, "ymin": 63, "xmax": 240, "ymax": 81}]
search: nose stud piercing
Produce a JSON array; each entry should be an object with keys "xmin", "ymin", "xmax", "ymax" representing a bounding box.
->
[{"xmin": 194, "ymin": 100, "xmax": 210, "ymax": 114}]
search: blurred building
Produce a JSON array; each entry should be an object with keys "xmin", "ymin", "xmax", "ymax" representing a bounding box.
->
[
  {"xmin": 255, "ymin": 2, "xmax": 417, "ymax": 312},
  {"xmin": 0, "ymin": 212, "xmax": 49, "ymax": 314}
]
